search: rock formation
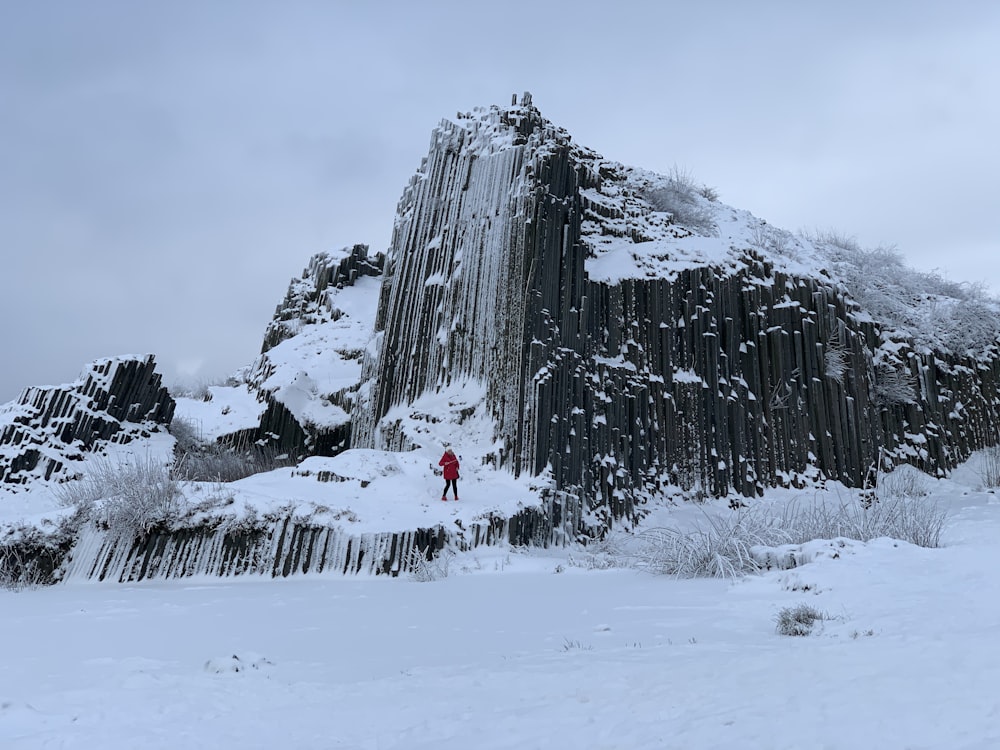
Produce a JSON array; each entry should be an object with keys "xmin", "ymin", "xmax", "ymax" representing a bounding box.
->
[
  {"xmin": 353, "ymin": 93, "xmax": 1000, "ymax": 528},
  {"xmin": 5, "ymin": 95, "xmax": 1000, "ymax": 585},
  {"xmin": 242, "ymin": 244, "xmax": 384, "ymax": 458},
  {"xmin": 0, "ymin": 355, "xmax": 174, "ymax": 488}
]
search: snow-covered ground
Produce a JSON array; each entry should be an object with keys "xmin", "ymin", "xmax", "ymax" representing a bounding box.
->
[{"xmin": 4, "ymin": 459, "xmax": 1000, "ymax": 749}]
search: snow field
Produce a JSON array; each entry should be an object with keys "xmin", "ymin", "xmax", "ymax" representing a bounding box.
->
[{"xmin": 4, "ymin": 479, "xmax": 1000, "ymax": 748}]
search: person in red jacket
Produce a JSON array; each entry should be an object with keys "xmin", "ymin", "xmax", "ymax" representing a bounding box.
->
[{"xmin": 438, "ymin": 447, "xmax": 460, "ymax": 501}]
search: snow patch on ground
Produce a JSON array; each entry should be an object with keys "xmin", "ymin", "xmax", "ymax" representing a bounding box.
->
[{"xmin": 172, "ymin": 384, "xmax": 265, "ymax": 442}]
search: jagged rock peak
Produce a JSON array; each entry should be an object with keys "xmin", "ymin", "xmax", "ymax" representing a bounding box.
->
[
  {"xmin": 0, "ymin": 355, "xmax": 174, "ymax": 489},
  {"xmin": 421, "ymin": 92, "xmax": 581, "ymax": 171}
]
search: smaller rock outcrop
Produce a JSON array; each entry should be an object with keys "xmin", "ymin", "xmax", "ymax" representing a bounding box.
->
[
  {"xmin": 242, "ymin": 245, "xmax": 384, "ymax": 458},
  {"xmin": 0, "ymin": 355, "xmax": 174, "ymax": 488}
]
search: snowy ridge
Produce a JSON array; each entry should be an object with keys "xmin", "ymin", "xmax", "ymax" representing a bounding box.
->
[{"xmin": 578, "ymin": 160, "xmax": 1000, "ymax": 359}]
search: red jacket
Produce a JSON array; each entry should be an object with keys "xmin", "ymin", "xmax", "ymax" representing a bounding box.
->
[{"xmin": 439, "ymin": 452, "xmax": 460, "ymax": 480}]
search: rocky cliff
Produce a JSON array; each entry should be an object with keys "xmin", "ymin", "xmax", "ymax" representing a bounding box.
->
[{"xmin": 352, "ymin": 93, "xmax": 1000, "ymax": 527}]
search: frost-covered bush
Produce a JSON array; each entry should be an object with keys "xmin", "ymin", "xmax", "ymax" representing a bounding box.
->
[
  {"xmin": 636, "ymin": 511, "xmax": 792, "ymax": 578},
  {"xmin": 979, "ymin": 445, "xmax": 1000, "ymax": 489},
  {"xmin": 56, "ymin": 457, "xmax": 181, "ymax": 538},
  {"xmin": 941, "ymin": 299, "xmax": 1000, "ymax": 358},
  {"xmin": 1, "ymin": 519, "xmax": 79, "ymax": 590},
  {"xmin": 638, "ymin": 167, "xmax": 716, "ymax": 235},
  {"xmin": 775, "ymin": 603, "xmax": 824, "ymax": 636},
  {"xmin": 872, "ymin": 362, "xmax": 917, "ymax": 407},
  {"xmin": 169, "ymin": 417, "xmax": 203, "ymax": 454},
  {"xmin": 635, "ymin": 493, "xmax": 946, "ymax": 579},
  {"xmin": 0, "ymin": 540, "xmax": 48, "ymax": 591},
  {"xmin": 567, "ymin": 536, "xmax": 634, "ymax": 571},
  {"xmin": 169, "ymin": 380, "xmax": 215, "ymax": 402},
  {"xmin": 172, "ymin": 443, "xmax": 291, "ymax": 483},
  {"xmin": 808, "ymin": 230, "xmax": 1000, "ymax": 357},
  {"xmin": 784, "ymin": 494, "xmax": 945, "ymax": 549},
  {"xmin": 824, "ymin": 336, "xmax": 850, "ymax": 381},
  {"xmin": 170, "ymin": 414, "xmax": 290, "ymax": 483},
  {"xmin": 878, "ymin": 464, "xmax": 930, "ymax": 499},
  {"xmin": 749, "ymin": 223, "xmax": 798, "ymax": 260},
  {"xmin": 407, "ymin": 548, "xmax": 451, "ymax": 582}
]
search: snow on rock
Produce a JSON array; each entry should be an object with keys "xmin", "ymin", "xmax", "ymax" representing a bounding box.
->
[
  {"xmin": 172, "ymin": 384, "xmax": 265, "ymax": 443},
  {"xmin": 267, "ymin": 370, "xmax": 350, "ymax": 432},
  {"xmin": 292, "ymin": 450, "xmax": 403, "ymax": 485},
  {"xmin": 242, "ymin": 245, "xmax": 383, "ymax": 456},
  {"xmin": 7, "ymin": 476, "xmax": 1000, "ymax": 748},
  {"xmin": 59, "ymin": 454, "xmax": 560, "ymax": 582},
  {"xmin": 0, "ymin": 355, "xmax": 174, "ymax": 491},
  {"xmin": 352, "ymin": 92, "xmax": 1000, "ymax": 533}
]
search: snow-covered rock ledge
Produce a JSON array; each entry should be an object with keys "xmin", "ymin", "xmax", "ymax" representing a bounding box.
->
[
  {"xmin": 60, "ymin": 495, "xmax": 574, "ymax": 582},
  {"xmin": 7, "ymin": 446, "xmax": 587, "ymax": 583}
]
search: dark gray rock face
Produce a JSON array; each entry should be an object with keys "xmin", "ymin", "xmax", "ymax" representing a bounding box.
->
[
  {"xmin": 0, "ymin": 355, "xmax": 174, "ymax": 487},
  {"xmin": 353, "ymin": 94, "xmax": 1000, "ymax": 525}
]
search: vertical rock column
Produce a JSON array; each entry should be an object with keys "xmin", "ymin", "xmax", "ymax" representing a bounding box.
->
[{"xmin": 353, "ymin": 102, "xmax": 570, "ymax": 468}]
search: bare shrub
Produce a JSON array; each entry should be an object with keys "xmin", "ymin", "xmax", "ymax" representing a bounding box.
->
[
  {"xmin": 775, "ymin": 603, "xmax": 824, "ymax": 636},
  {"xmin": 635, "ymin": 492, "xmax": 946, "ymax": 579},
  {"xmin": 979, "ymin": 445, "xmax": 1000, "ymax": 488},
  {"xmin": 878, "ymin": 464, "xmax": 930, "ymax": 498},
  {"xmin": 171, "ymin": 444, "xmax": 291, "ymax": 483},
  {"xmin": 406, "ymin": 548, "xmax": 451, "ymax": 582},
  {"xmin": 639, "ymin": 166, "xmax": 716, "ymax": 235},
  {"xmin": 56, "ymin": 457, "xmax": 180, "ymax": 539},
  {"xmin": 768, "ymin": 381, "xmax": 792, "ymax": 411}
]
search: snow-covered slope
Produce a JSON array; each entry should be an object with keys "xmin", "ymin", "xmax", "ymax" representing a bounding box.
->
[{"xmin": 582, "ymin": 161, "xmax": 1000, "ymax": 359}]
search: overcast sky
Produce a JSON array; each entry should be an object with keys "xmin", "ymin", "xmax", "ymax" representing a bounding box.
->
[{"xmin": 2, "ymin": 1, "xmax": 998, "ymax": 403}]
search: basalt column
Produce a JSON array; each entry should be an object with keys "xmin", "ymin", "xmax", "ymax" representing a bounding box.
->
[{"xmin": 353, "ymin": 99, "xmax": 589, "ymax": 485}]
